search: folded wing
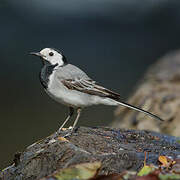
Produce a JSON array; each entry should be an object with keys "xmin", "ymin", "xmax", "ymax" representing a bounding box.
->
[{"xmin": 61, "ymin": 78, "xmax": 121, "ymax": 100}]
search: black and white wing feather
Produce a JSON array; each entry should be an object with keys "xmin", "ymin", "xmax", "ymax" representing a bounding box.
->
[{"xmin": 61, "ymin": 78, "xmax": 121, "ymax": 100}]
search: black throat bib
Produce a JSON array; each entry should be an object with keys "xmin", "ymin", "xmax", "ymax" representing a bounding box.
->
[{"xmin": 39, "ymin": 62, "xmax": 58, "ymax": 89}]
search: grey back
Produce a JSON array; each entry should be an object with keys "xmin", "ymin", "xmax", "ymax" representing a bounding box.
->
[{"xmin": 55, "ymin": 64, "xmax": 91, "ymax": 81}]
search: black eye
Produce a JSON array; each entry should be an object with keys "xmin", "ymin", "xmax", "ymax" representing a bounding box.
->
[{"xmin": 49, "ymin": 52, "xmax": 54, "ymax": 56}]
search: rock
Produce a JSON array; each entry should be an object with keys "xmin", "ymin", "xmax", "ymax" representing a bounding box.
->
[
  {"xmin": 112, "ymin": 50, "xmax": 180, "ymax": 136},
  {"xmin": 1, "ymin": 127, "xmax": 180, "ymax": 180}
]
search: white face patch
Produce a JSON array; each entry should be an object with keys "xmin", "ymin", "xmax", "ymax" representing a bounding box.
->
[{"xmin": 40, "ymin": 48, "xmax": 65, "ymax": 66}]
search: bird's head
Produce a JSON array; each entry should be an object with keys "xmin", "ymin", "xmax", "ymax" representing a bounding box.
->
[{"xmin": 30, "ymin": 48, "xmax": 68, "ymax": 66}]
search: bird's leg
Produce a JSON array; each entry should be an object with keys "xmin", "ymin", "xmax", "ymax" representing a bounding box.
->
[
  {"xmin": 62, "ymin": 108, "xmax": 82, "ymax": 138},
  {"xmin": 58, "ymin": 107, "xmax": 74, "ymax": 133},
  {"xmin": 72, "ymin": 108, "xmax": 82, "ymax": 131}
]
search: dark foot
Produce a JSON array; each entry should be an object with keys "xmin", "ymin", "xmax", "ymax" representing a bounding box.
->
[
  {"xmin": 63, "ymin": 131, "xmax": 73, "ymax": 138},
  {"xmin": 62, "ymin": 127, "xmax": 79, "ymax": 138},
  {"xmin": 74, "ymin": 126, "xmax": 79, "ymax": 133}
]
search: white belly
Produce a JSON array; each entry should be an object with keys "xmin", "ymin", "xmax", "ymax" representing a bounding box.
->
[
  {"xmin": 46, "ymin": 87, "xmax": 118, "ymax": 108},
  {"xmin": 46, "ymin": 87, "xmax": 94, "ymax": 108}
]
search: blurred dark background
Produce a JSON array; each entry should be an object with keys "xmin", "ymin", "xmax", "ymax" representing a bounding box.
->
[{"xmin": 1, "ymin": 0, "xmax": 180, "ymax": 169}]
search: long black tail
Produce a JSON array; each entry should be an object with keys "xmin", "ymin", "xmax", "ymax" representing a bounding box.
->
[{"xmin": 116, "ymin": 100, "xmax": 164, "ymax": 121}]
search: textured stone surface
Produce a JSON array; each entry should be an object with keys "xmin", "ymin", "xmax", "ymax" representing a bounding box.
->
[{"xmin": 1, "ymin": 127, "xmax": 180, "ymax": 180}]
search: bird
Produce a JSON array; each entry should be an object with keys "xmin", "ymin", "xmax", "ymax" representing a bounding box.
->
[{"xmin": 30, "ymin": 48, "xmax": 163, "ymax": 133}]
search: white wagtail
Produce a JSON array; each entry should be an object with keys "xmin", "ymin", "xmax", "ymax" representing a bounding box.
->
[{"xmin": 30, "ymin": 48, "xmax": 163, "ymax": 132}]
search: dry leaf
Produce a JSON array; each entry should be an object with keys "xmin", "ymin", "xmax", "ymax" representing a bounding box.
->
[
  {"xmin": 40, "ymin": 161, "xmax": 101, "ymax": 180},
  {"xmin": 58, "ymin": 137, "xmax": 69, "ymax": 142},
  {"xmin": 158, "ymin": 156, "xmax": 176, "ymax": 168},
  {"xmin": 159, "ymin": 156, "xmax": 168, "ymax": 167}
]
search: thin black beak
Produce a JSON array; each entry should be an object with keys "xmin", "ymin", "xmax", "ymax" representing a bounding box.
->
[{"xmin": 29, "ymin": 52, "xmax": 44, "ymax": 57}]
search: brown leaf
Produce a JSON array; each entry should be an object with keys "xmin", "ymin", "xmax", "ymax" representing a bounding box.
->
[
  {"xmin": 159, "ymin": 156, "xmax": 168, "ymax": 167},
  {"xmin": 40, "ymin": 161, "xmax": 101, "ymax": 180},
  {"xmin": 158, "ymin": 155, "xmax": 176, "ymax": 168},
  {"xmin": 58, "ymin": 137, "xmax": 69, "ymax": 142}
]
